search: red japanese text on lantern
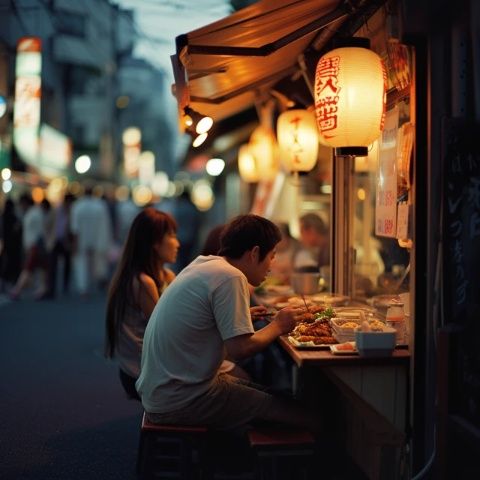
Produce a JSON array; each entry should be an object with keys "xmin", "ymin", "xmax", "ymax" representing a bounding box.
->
[{"xmin": 315, "ymin": 56, "xmax": 341, "ymax": 136}]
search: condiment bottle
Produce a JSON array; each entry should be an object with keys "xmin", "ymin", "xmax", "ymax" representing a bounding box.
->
[{"xmin": 385, "ymin": 302, "xmax": 405, "ymax": 344}]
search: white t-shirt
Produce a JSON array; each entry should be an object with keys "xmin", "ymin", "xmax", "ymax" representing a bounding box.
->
[
  {"xmin": 70, "ymin": 196, "xmax": 112, "ymax": 252},
  {"xmin": 136, "ymin": 255, "xmax": 254, "ymax": 413},
  {"xmin": 22, "ymin": 205, "xmax": 44, "ymax": 249}
]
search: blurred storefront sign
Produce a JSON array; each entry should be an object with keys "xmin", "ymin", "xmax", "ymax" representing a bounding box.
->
[
  {"xmin": 12, "ymin": 37, "xmax": 71, "ymax": 178},
  {"xmin": 122, "ymin": 127, "xmax": 141, "ymax": 179},
  {"xmin": 138, "ymin": 151, "xmax": 155, "ymax": 186},
  {"xmin": 13, "ymin": 37, "xmax": 42, "ymax": 166},
  {"xmin": 38, "ymin": 123, "xmax": 72, "ymax": 176}
]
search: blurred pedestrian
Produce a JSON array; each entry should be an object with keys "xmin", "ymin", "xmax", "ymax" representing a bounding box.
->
[
  {"xmin": 70, "ymin": 185, "xmax": 113, "ymax": 295},
  {"xmin": 46, "ymin": 193, "xmax": 75, "ymax": 298},
  {"xmin": 9, "ymin": 195, "xmax": 50, "ymax": 300},
  {"xmin": 115, "ymin": 189, "xmax": 139, "ymax": 246},
  {"xmin": 0, "ymin": 198, "xmax": 23, "ymax": 291},
  {"xmin": 105, "ymin": 208, "xmax": 179, "ymax": 400}
]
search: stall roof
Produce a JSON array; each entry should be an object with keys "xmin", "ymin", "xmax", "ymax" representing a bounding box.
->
[{"xmin": 171, "ymin": 0, "xmax": 386, "ymax": 123}]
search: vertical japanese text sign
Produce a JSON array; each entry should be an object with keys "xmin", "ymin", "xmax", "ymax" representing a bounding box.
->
[{"xmin": 375, "ymin": 107, "xmax": 399, "ymax": 237}]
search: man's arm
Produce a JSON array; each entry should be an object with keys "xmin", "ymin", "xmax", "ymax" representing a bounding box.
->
[{"xmin": 224, "ymin": 307, "xmax": 300, "ymax": 360}]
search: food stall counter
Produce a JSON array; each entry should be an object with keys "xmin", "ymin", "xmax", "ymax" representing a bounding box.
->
[{"xmin": 278, "ymin": 336, "xmax": 410, "ymax": 368}]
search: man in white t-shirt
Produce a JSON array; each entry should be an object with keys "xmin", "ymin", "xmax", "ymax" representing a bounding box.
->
[
  {"xmin": 70, "ymin": 186, "xmax": 112, "ymax": 295},
  {"xmin": 136, "ymin": 214, "xmax": 323, "ymax": 434}
]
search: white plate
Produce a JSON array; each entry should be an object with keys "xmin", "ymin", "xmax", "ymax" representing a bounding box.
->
[{"xmin": 287, "ymin": 336, "xmax": 334, "ymax": 349}]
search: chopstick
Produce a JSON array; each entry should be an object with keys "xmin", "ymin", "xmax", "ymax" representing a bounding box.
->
[{"xmin": 301, "ymin": 294, "xmax": 311, "ymax": 314}]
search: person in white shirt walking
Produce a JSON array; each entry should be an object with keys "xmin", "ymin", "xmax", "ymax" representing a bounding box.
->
[{"xmin": 71, "ymin": 186, "xmax": 112, "ymax": 296}]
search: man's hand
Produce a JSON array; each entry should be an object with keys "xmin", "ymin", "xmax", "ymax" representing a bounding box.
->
[
  {"xmin": 271, "ymin": 307, "xmax": 303, "ymax": 335},
  {"xmin": 250, "ymin": 305, "xmax": 268, "ymax": 317}
]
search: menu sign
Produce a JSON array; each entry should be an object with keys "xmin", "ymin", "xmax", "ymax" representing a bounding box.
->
[
  {"xmin": 443, "ymin": 119, "xmax": 480, "ymax": 430},
  {"xmin": 375, "ymin": 107, "xmax": 399, "ymax": 237}
]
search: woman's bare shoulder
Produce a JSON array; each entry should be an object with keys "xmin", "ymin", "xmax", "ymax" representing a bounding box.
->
[{"xmin": 164, "ymin": 268, "xmax": 176, "ymax": 284}]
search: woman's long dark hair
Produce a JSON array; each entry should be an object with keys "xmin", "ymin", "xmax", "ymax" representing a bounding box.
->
[{"xmin": 105, "ymin": 207, "xmax": 177, "ymax": 358}]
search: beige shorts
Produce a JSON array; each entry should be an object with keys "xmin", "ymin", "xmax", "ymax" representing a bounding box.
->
[{"xmin": 146, "ymin": 374, "xmax": 274, "ymax": 432}]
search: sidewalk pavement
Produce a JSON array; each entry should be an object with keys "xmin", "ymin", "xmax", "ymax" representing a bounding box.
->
[{"xmin": 0, "ymin": 292, "xmax": 141, "ymax": 480}]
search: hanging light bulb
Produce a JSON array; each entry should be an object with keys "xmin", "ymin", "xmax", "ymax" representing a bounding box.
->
[
  {"xmin": 184, "ymin": 107, "xmax": 213, "ymax": 134},
  {"xmin": 196, "ymin": 115, "xmax": 213, "ymax": 135},
  {"xmin": 277, "ymin": 109, "xmax": 319, "ymax": 173},
  {"xmin": 314, "ymin": 38, "xmax": 386, "ymax": 156},
  {"xmin": 192, "ymin": 132, "xmax": 208, "ymax": 148}
]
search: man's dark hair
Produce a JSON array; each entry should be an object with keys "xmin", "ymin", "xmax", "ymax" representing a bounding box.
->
[{"xmin": 218, "ymin": 214, "xmax": 281, "ymax": 261}]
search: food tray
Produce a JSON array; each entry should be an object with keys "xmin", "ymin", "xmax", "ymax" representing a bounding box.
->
[
  {"xmin": 331, "ymin": 318, "xmax": 362, "ymax": 328},
  {"xmin": 331, "ymin": 318, "xmax": 363, "ymax": 343},
  {"xmin": 331, "ymin": 317, "xmax": 387, "ymax": 343}
]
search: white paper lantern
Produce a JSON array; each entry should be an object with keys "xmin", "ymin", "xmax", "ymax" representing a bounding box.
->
[
  {"xmin": 314, "ymin": 44, "xmax": 386, "ymax": 156},
  {"xmin": 277, "ymin": 109, "xmax": 319, "ymax": 172},
  {"xmin": 238, "ymin": 143, "xmax": 259, "ymax": 183},
  {"xmin": 248, "ymin": 125, "xmax": 279, "ymax": 181}
]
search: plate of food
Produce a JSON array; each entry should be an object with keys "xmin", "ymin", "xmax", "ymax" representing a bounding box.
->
[
  {"xmin": 330, "ymin": 342, "xmax": 358, "ymax": 355},
  {"xmin": 287, "ymin": 307, "xmax": 337, "ymax": 348}
]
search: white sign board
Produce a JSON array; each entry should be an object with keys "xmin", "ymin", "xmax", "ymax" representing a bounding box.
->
[{"xmin": 375, "ymin": 107, "xmax": 399, "ymax": 237}]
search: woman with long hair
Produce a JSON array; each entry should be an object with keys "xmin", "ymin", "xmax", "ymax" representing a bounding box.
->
[{"xmin": 105, "ymin": 208, "xmax": 179, "ymax": 400}]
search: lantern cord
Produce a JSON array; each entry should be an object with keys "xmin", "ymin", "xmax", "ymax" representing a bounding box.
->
[{"xmin": 297, "ymin": 55, "xmax": 315, "ymax": 101}]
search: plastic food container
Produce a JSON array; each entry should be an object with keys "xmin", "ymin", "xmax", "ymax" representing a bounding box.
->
[
  {"xmin": 331, "ymin": 317, "xmax": 364, "ymax": 343},
  {"xmin": 355, "ymin": 328, "xmax": 396, "ymax": 357},
  {"xmin": 385, "ymin": 303, "xmax": 406, "ymax": 344}
]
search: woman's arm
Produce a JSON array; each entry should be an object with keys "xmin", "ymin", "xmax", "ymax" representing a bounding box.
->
[{"xmin": 134, "ymin": 273, "xmax": 161, "ymax": 318}]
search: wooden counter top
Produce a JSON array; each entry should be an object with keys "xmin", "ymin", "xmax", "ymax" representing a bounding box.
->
[{"xmin": 277, "ymin": 336, "xmax": 410, "ymax": 368}]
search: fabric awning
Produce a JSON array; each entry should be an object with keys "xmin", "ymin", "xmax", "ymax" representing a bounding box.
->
[{"xmin": 171, "ymin": 0, "xmax": 384, "ymax": 124}]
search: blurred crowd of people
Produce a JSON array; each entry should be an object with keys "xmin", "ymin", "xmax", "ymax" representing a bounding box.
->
[
  {"xmin": 0, "ymin": 185, "xmax": 210, "ymax": 302},
  {"xmin": 0, "ymin": 187, "xmax": 112, "ymax": 300}
]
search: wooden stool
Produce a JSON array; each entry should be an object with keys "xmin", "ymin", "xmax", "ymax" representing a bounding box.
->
[
  {"xmin": 247, "ymin": 426, "xmax": 316, "ymax": 480},
  {"xmin": 137, "ymin": 411, "xmax": 208, "ymax": 480}
]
